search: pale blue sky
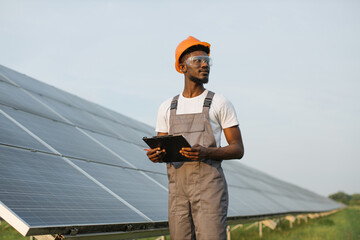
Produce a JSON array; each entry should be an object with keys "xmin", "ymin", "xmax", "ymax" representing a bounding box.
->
[{"xmin": 0, "ymin": 0, "xmax": 359, "ymax": 196}]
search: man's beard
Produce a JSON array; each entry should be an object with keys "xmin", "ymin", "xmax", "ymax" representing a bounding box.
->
[{"xmin": 189, "ymin": 75, "xmax": 209, "ymax": 84}]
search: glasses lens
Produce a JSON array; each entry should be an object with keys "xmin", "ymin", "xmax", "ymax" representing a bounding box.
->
[{"xmin": 187, "ymin": 56, "xmax": 212, "ymax": 66}]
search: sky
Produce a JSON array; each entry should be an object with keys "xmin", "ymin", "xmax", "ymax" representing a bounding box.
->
[{"xmin": 0, "ymin": 0, "xmax": 359, "ymax": 197}]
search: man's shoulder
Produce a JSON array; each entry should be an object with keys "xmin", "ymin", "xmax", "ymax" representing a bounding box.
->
[
  {"xmin": 161, "ymin": 97, "xmax": 174, "ymax": 105},
  {"xmin": 212, "ymin": 92, "xmax": 232, "ymax": 107},
  {"xmin": 158, "ymin": 97, "xmax": 173, "ymax": 113}
]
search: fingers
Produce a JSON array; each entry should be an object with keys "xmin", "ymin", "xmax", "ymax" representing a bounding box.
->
[
  {"xmin": 180, "ymin": 149, "xmax": 199, "ymax": 156},
  {"xmin": 147, "ymin": 148, "xmax": 166, "ymax": 163},
  {"xmin": 180, "ymin": 147, "xmax": 200, "ymax": 161},
  {"xmin": 181, "ymin": 145, "xmax": 201, "ymax": 153},
  {"xmin": 180, "ymin": 145, "xmax": 207, "ymax": 161}
]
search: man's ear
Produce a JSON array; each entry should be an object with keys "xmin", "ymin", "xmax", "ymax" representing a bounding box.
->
[{"xmin": 179, "ymin": 64, "xmax": 187, "ymax": 73}]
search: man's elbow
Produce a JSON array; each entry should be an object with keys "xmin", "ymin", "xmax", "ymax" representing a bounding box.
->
[
  {"xmin": 235, "ymin": 146, "xmax": 244, "ymax": 159},
  {"xmin": 236, "ymin": 150, "xmax": 244, "ymax": 159}
]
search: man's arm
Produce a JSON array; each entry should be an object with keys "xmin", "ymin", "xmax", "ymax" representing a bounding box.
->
[
  {"xmin": 179, "ymin": 125, "xmax": 244, "ymax": 161},
  {"xmin": 146, "ymin": 132, "xmax": 168, "ymax": 163}
]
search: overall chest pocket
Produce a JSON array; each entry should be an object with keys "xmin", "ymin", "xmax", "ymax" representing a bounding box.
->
[{"xmin": 172, "ymin": 113, "xmax": 205, "ymax": 134}]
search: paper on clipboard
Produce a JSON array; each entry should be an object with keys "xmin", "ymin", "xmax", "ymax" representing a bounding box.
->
[{"xmin": 142, "ymin": 135, "xmax": 191, "ymax": 162}]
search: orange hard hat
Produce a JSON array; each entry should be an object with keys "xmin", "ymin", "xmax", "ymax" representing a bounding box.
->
[{"xmin": 175, "ymin": 36, "xmax": 211, "ymax": 73}]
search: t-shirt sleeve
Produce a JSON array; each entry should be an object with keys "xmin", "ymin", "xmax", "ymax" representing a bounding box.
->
[
  {"xmin": 216, "ymin": 95, "xmax": 239, "ymax": 129},
  {"xmin": 155, "ymin": 99, "xmax": 171, "ymax": 133}
]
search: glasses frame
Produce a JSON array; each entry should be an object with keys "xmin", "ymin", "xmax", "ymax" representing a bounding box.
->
[{"xmin": 185, "ymin": 56, "xmax": 213, "ymax": 67}]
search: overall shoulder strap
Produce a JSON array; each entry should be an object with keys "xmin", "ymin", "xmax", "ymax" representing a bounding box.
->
[
  {"xmin": 170, "ymin": 94, "xmax": 180, "ymax": 110},
  {"xmin": 202, "ymin": 90, "xmax": 215, "ymax": 116},
  {"xmin": 203, "ymin": 91, "xmax": 215, "ymax": 108},
  {"xmin": 169, "ymin": 94, "xmax": 180, "ymax": 135}
]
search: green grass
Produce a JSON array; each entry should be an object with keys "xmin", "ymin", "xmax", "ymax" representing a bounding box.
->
[
  {"xmin": 0, "ymin": 220, "xmax": 28, "ymax": 240},
  {"xmin": 2, "ymin": 207, "xmax": 360, "ymax": 240},
  {"xmin": 229, "ymin": 206, "xmax": 360, "ymax": 240}
]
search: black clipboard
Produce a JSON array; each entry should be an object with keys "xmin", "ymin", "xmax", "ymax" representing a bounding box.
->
[{"xmin": 142, "ymin": 135, "xmax": 191, "ymax": 162}]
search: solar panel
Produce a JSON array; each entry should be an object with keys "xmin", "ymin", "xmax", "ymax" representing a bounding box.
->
[{"xmin": 0, "ymin": 64, "xmax": 342, "ymax": 238}]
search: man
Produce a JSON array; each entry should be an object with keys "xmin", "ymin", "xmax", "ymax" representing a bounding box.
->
[{"xmin": 147, "ymin": 36, "xmax": 244, "ymax": 240}]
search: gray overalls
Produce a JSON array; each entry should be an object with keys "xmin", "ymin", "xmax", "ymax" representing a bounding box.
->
[{"xmin": 167, "ymin": 91, "xmax": 228, "ymax": 240}]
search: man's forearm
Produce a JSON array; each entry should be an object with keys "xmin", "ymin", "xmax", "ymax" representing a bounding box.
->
[{"xmin": 206, "ymin": 143, "xmax": 244, "ymax": 160}]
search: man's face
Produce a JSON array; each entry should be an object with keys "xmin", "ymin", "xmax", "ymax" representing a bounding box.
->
[{"xmin": 182, "ymin": 50, "xmax": 210, "ymax": 84}]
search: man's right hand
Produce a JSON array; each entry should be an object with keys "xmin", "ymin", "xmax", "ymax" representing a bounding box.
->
[{"xmin": 146, "ymin": 147, "xmax": 166, "ymax": 163}]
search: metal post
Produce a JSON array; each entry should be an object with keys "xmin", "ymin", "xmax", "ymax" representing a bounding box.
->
[
  {"xmin": 259, "ymin": 221, "xmax": 262, "ymax": 238},
  {"xmin": 227, "ymin": 225, "xmax": 231, "ymax": 240},
  {"xmin": 285, "ymin": 215, "xmax": 295, "ymax": 228}
]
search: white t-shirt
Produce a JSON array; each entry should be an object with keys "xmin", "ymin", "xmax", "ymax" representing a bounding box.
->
[{"xmin": 155, "ymin": 90, "xmax": 239, "ymax": 147}]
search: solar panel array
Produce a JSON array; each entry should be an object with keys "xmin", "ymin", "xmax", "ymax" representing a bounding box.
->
[{"xmin": 0, "ymin": 64, "xmax": 342, "ymax": 237}]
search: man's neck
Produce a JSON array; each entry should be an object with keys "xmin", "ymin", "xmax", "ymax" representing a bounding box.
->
[{"xmin": 182, "ymin": 79, "xmax": 205, "ymax": 98}]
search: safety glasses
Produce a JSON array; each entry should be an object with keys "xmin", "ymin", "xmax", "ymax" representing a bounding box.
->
[{"xmin": 185, "ymin": 56, "xmax": 212, "ymax": 67}]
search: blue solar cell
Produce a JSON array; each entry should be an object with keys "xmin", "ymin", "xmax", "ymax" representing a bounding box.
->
[
  {"xmin": 0, "ymin": 105, "xmax": 49, "ymax": 152},
  {"xmin": 0, "ymin": 146, "xmax": 148, "ymax": 228},
  {"xmin": 74, "ymin": 160, "xmax": 169, "ymax": 222},
  {"xmin": 1, "ymin": 107, "xmax": 131, "ymax": 168},
  {"xmin": 0, "ymin": 65, "xmax": 75, "ymax": 108},
  {"xmin": 0, "ymin": 81, "xmax": 63, "ymax": 122},
  {"xmin": 84, "ymin": 130, "xmax": 166, "ymax": 173}
]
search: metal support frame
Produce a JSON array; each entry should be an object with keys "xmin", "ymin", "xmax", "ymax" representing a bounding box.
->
[
  {"xmin": 226, "ymin": 224, "xmax": 243, "ymax": 240},
  {"xmin": 34, "ymin": 235, "xmax": 60, "ymax": 240},
  {"xmin": 155, "ymin": 236, "xmax": 165, "ymax": 240},
  {"xmin": 34, "ymin": 228, "xmax": 169, "ymax": 240},
  {"xmin": 232, "ymin": 219, "xmax": 277, "ymax": 238},
  {"xmin": 285, "ymin": 215, "xmax": 296, "ymax": 228},
  {"xmin": 226, "ymin": 225, "xmax": 231, "ymax": 240},
  {"xmin": 297, "ymin": 214, "xmax": 308, "ymax": 224}
]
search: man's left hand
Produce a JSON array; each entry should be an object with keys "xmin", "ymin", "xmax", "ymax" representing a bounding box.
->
[{"xmin": 180, "ymin": 144, "xmax": 208, "ymax": 161}]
